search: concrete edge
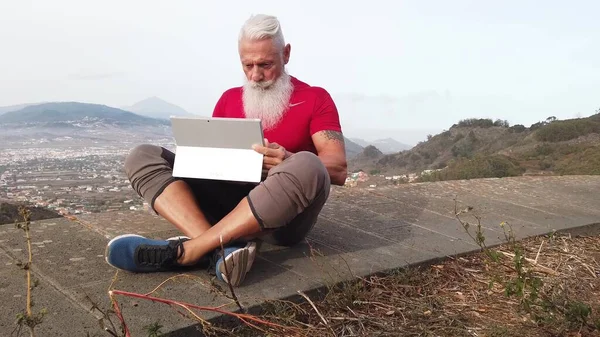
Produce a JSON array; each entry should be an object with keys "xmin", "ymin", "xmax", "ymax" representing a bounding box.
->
[{"xmin": 163, "ymin": 221, "xmax": 600, "ymax": 336}]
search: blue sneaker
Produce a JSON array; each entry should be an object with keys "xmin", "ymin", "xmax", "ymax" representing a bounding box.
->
[
  {"xmin": 105, "ymin": 234, "xmax": 185, "ymax": 273},
  {"xmin": 215, "ymin": 241, "xmax": 257, "ymax": 287}
]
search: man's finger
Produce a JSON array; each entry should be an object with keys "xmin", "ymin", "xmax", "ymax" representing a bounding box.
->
[
  {"xmin": 263, "ymin": 156, "xmax": 282, "ymax": 166},
  {"xmin": 265, "ymin": 162, "xmax": 280, "ymax": 170},
  {"xmin": 261, "ymin": 147, "xmax": 275, "ymax": 157},
  {"xmin": 262, "ymin": 146, "xmax": 283, "ymax": 158},
  {"xmin": 252, "ymin": 144, "xmax": 268, "ymax": 154},
  {"xmin": 253, "ymin": 144, "xmax": 286, "ymax": 162}
]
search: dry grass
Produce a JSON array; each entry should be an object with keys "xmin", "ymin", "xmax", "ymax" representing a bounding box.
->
[{"xmin": 215, "ymin": 232, "xmax": 600, "ymax": 337}]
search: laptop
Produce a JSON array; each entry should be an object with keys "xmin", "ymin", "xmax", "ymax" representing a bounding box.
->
[{"xmin": 170, "ymin": 116, "xmax": 265, "ymax": 183}]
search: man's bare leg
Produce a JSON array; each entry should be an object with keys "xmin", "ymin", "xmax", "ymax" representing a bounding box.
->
[
  {"xmin": 176, "ymin": 197, "xmax": 261, "ymax": 265},
  {"xmin": 172, "ymin": 151, "xmax": 330, "ymax": 265},
  {"xmin": 153, "ymin": 180, "xmax": 213, "ymax": 239}
]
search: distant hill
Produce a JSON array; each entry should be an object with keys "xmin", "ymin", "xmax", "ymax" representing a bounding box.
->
[
  {"xmin": 124, "ymin": 96, "xmax": 192, "ymax": 120},
  {"xmin": 350, "ymin": 113, "xmax": 600, "ymax": 181},
  {"xmin": 349, "ymin": 145, "xmax": 384, "ymax": 172},
  {"xmin": 0, "ymin": 102, "xmax": 168, "ymax": 126},
  {"xmin": 0, "ymin": 103, "xmax": 41, "ymax": 115},
  {"xmin": 350, "ymin": 138, "xmax": 370, "ymax": 147},
  {"xmin": 0, "ymin": 102, "xmax": 171, "ymax": 147},
  {"xmin": 350, "ymin": 137, "xmax": 412, "ymax": 154},
  {"xmin": 344, "ymin": 137, "xmax": 364, "ymax": 158},
  {"xmin": 369, "ymin": 138, "xmax": 412, "ymax": 153}
]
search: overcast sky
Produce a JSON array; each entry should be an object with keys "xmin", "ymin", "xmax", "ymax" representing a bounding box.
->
[{"xmin": 1, "ymin": 1, "xmax": 598, "ymax": 144}]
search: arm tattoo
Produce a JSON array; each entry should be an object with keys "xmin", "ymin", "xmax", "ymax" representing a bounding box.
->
[{"xmin": 321, "ymin": 130, "xmax": 345, "ymax": 143}]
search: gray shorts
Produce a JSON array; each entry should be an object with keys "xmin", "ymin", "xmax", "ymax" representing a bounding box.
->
[{"xmin": 123, "ymin": 144, "xmax": 331, "ymax": 246}]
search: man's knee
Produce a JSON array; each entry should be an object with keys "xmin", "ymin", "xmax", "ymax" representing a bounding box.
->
[
  {"xmin": 124, "ymin": 144, "xmax": 165, "ymax": 180},
  {"xmin": 271, "ymin": 151, "xmax": 330, "ymax": 199},
  {"xmin": 248, "ymin": 151, "xmax": 330, "ymax": 230}
]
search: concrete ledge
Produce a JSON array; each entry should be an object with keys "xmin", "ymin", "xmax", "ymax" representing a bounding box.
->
[{"xmin": 1, "ymin": 175, "xmax": 599, "ymax": 336}]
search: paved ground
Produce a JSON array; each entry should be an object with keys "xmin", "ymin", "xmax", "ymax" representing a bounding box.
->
[{"xmin": 1, "ymin": 175, "xmax": 600, "ymax": 336}]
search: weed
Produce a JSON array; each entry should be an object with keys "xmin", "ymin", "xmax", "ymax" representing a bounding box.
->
[
  {"xmin": 84, "ymin": 293, "xmax": 127, "ymax": 337},
  {"xmin": 143, "ymin": 321, "xmax": 163, "ymax": 337},
  {"xmin": 454, "ymin": 199, "xmax": 600, "ymax": 334},
  {"xmin": 455, "ymin": 199, "xmax": 545, "ymax": 310},
  {"xmin": 12, "ymin": 206, "xmax": 47, "ymax": 337},
  {"xmin": 564, "ymin": 301, "xmax": 592, "ymax": 326}
]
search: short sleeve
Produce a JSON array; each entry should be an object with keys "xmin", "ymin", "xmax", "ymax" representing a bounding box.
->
[
  {"xmin": 309, "ymin": 88, "xmax": 343, "ymax": 135},
  {"xmin": 212, "ymin": 91, "xmax": 228, "ymax": 117}
]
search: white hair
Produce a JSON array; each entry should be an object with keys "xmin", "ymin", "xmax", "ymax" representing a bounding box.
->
[
  {"xmin": 243, "ymin": 71, "xmax": 293, "ymax": 130},
  {"xmin": 239, "ymin": 14, "xmax": 285, "ymax": 50}
]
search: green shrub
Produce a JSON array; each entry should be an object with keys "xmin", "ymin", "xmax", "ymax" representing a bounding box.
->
[
  {"xmin": 451, "ymin": 143, "xmax": 475, "ymax": 158},
  {"xmin": 493, "ymin": 119, "xmax": 510, "ymax": 127},
  {"xmin": 530, "ymin": 121, "xmax": 548, "ymax": 131},
  {"xmin": 455, "ymin": 118, "xmax": 510, "ymax": 128},
  {"xmin": 457, "ymin": 118, "xmax": 495, "ymax": 128},
  {"xmin": 535, "ymin": 143, "xmax": 554, "ymax": 156},
  {"xmin": 419, "ymin": 154, "xmax": 524, "ymax": 182},
  {"xmin": 451, "ymin": 132, "xmax": 478, "ymax": 159},
  {"xmin": 509, "ymin": 124, "xmax": 527, "ymax": 133},
  {"xmin": 555, "ymin": 146, "xmax": 600, "ymax": 175},
  {"xmin": 534, "ymin": 119, "xmax": 600, "ymax": 142}
]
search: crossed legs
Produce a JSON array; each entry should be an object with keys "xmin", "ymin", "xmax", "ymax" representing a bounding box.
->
[{"xmin": 105, "ymin": 144, "xmax": 330, "ymax": 285}]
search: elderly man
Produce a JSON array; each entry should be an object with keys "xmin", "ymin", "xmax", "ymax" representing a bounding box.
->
[{"xmin": 105, "ymin": 14, "xmax": 347, "ymax": 287}]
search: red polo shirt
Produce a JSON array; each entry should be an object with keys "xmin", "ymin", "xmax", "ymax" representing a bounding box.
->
[{"xmin": 212, "ymin": 76, "xmax": 342, "ymax": 155}]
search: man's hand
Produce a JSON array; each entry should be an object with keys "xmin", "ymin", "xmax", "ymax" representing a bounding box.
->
[{"xmin": 252, "ymin": 138, "xmax": 291, "ymax": 171}]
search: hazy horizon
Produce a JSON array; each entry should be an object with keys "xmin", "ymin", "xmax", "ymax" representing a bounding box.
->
[{"xmin": 1, "ymin": 1, "xmax": 599, "ymax": 145}]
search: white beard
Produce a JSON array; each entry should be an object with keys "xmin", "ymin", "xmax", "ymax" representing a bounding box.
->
[{"xmin": 242, "ymin": 71, "xmax": 293, "ymax": 130}]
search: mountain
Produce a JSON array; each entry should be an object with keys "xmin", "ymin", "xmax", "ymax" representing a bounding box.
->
[
  {"xmin": 369, "ymin": 138, "xmax": 412, "ymax": 153},
  {"xmin": 350, "ymin": 137, "xmax": 412, "ymax": 154},
  {"xmin": 350, "ymin": 138, "xmax": 370, "ymax": 147},
  {"xmin": 0, "ymin": 102, "xmax": 172, "ymax": 148},
  {"xmin": 0, "ymin": 103, "xmax": 41, "ymax": 115},
  {"xmin": 0, "ymin": 102, "xmax": 167, "ymax": 126},
  {"xmin": 344, "ymin": 137, "xmax": 364, "ymax": 158},
  {"xmin": 124, "ymin": 96, "xmax": 192, "ymax": 120},
  {"xmin": 350, "ymin": 114, "xmax": 600, "ymax": 181},
  {"xmin": 349, "ymin": 145, "xmax": 384, "ymax": 172}
]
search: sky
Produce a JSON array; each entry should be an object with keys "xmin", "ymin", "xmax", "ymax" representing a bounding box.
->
[{"xmin": 1, "ymin": 1, "xmax": 599, "ymax": 145}]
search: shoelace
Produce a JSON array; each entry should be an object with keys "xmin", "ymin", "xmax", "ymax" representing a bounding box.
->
[{"xmin": 136, "ymin": 240, "xmax": 185, "ymax": 267}]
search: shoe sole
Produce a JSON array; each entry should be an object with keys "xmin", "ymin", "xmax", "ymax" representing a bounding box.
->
[
  {"xmin": 104, "ymin": 234, "xmax": 144, "ymax": 268},
  {"xmin": 218, "ymin": 242, "xmax": 257, "ymax": 287},
  {"xmin": 166, "ymin": 235, "xmax": 190, "ymax": 241}
]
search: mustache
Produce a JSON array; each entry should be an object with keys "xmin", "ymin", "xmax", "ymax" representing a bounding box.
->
[{"xmin": 247, "ymin": 79, "xmax": 275, "ymax": 90}]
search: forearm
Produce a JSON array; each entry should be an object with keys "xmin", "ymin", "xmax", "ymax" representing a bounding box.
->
[
  {"xmin": 319, "ymin": 156, "xmax": 347, "ymax": 186},
  {"xmin": 285, "ymin": 150, "xmax": 347, "ymax": 186}
]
